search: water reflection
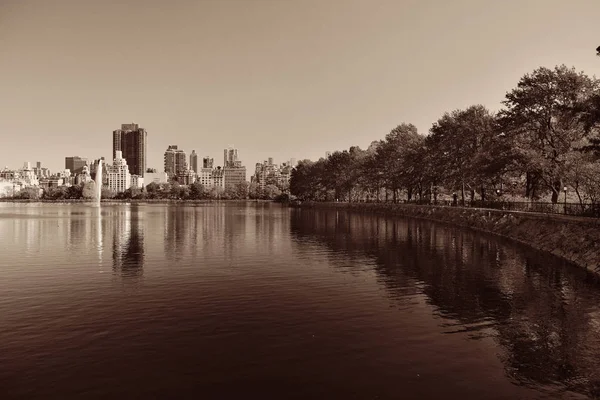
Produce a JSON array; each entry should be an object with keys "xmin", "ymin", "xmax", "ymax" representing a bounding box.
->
[
  {"xmin": 290, "ymin": 209, "xmax": 600, "ymax": 398},
  {"xmin": 112, "ymin": 205, "xmax": 144, "ymax": 279}
]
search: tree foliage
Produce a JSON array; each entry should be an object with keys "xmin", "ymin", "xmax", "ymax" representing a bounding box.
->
[{"xmin": 290, "ymin": 65, "xmax": 600, "ymax": 205}]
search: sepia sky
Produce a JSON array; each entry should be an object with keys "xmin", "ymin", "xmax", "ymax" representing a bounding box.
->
[{"xmin": 1, "ymin": 0, "xmax": 599, "ymax": 173}]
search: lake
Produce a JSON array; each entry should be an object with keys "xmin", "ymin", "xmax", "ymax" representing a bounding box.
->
[{"xmin": 1, "ymin": 202, "xmax": 599, "ymax": 399}]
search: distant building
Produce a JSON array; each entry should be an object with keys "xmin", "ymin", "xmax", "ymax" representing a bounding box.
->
[
  {"xmin": 90, "ymin": 158, "xmax": 105, "ymax": 175},
  {"xmin": 144, "ymin": 172, "xmax": 168, "ymax": 185},
  {"xmin": 113, "ymin": 122, "xmax": 147, "ymax": 177},
  {"xmin": 106, "ymin": 151, "xmax": 131, "ymax": 193},
  {"xmin": 39, "ymin": 177, "xmax": 64, "ymax": 189},
  {"xmin": 203, "ymin": 157, "xmax": 214, "ymax": 169},
  {"xmin": 212, "ymin": 167, "xmax": 225, "ymax": 188},
  {"xmin": 130, "ymin": 175, "xmax": 144, "ymax": 189},
  {"xmin": 251, "ymin": 158, "xmax": 290, "ymax": 191},
  {"xmin": 190, "ymin": 150, "xmax": 198, "ymax": 173},
  {"xmin": 33, "ymin": 161, "xmax": 51, "ymax": 179},
  {"xmin": 222, "ymin": 147, "xmax": 246, "ymax": 188},
  {"xmin": 75, "ymin": 165, "xmax": 93, "ymax": 185},
  {"xmin": 224, "ymin": 147, "xmax": 242, "ymax": 168},
  {"xmin": 164, "ymin": 145, "xmax": 187, "ymax": 177},
  {"xmin": 178, "ymin": 169, "xmax": 196, "ymax": 185},
  {"xmin": 198, "ymin": 167, "xmax": 213, "ymax": 187},
  {"xmin": 224, "ymin": 166, "xmax": 246, "ymax": 188},
  {"xmin": 19, "ymin": 162, "xmax": 39, "ymax": 187},
  {"xmin": 65, "ymin": 156, "xmax": 88, "ymax": 175}
]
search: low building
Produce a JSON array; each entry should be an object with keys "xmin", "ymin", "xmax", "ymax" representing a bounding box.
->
[
  {"xmin": 39, "ymin": 177, "xmax": 64, "ymax": 189},
  {"xmin": 212, "ymin": 167, "xmax": 225, "ymax": 188},
  {"xmin": 178, "ymin": 169, "xmax": 196, "ymax": 186},
  {"xmin": 198, "ymin": 168, "xmax": 213, "ymax": 187},
  {"xmin": 131, "ymin": 175, "xmax": 144, "ymax": 189},
  {"xmin": 144, "ymin": 172, "xmax": 169, "ymax": 185}
]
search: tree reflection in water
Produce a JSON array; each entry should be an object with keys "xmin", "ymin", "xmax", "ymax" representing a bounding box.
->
[{"xmin": 290, "ymin": 209, "xmax": 600, "ymax": 398}]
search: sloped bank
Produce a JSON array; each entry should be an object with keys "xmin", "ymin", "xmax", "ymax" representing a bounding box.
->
[{"xmin": 294, "ymin": 201, "xmax": 600, "ymax": 276}]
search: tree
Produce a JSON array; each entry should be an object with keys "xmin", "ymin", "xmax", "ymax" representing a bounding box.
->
[
  {"xmin": 234, "ymin": 181, "xmax": 249, "ymax": 199},
  {"xmin": 427, "ymin": 106, "xmax": 496, "ymax": 204},
  {"xmin": 82, "ymin": 181, "xmax": 96, "ymax": 199},
  {"xmin": 263, "ymin": 184, "xmax": 282, "ymax": 199},
  {"xmin": 101, "ymin": 188, "xmax": 116, "ymax": 199},
  {"xmin": 499, "ymin": 65, "xmax": 599, "ymax": 203},
  {"xmin": 17, "ymin": 187, "xmax": 41, "ymax": 200},
  {"xmin": 248, "ymin": 182, "xmax": 262, "ymax": 199},
  {"xmin": 189, "ymin": 182, "xmax": 204, "ymax": 200}
]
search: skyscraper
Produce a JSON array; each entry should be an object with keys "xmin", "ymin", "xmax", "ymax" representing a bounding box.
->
[
  {"xmin": 224, "ymin": 147, "xmax": 241, "ymax": 168},
  {"xmin": 164, "ymin": 145, "xmax": 187, "ymax": 176},
  {"xmin": 65, "ymin": 156, "xmax": 88, "ymax": 174},
  {"xmin": 113, "ymin": 123, "xmax": 147, "ymax": 177},
  {"xmin": 190, "ymin": 150, "xmax": 198, "ymax": 173},
  {"xmin": 222, "ymin": 147, "xmax": 246, "ymax": 188},
  {"xmin": 203, "ymin": 157, "xmax": 214, "ymax": 169}
]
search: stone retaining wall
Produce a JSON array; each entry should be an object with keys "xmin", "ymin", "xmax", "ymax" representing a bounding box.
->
[{"xmin": 295, "ymin": 201, "xmax": 600, "ymax": 276}]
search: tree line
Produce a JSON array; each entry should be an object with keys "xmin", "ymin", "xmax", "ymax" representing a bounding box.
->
[
  {"xmin": 290, "ymin": 65, "xmax": 600, "ymax": 206},
  {"xmin": 12, "ymin": 180, "xmax": 289, "ymax": 201}
]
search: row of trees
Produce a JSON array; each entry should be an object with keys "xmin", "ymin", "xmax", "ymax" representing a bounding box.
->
[
  {"xmin": 12, "ymin": 180, "xmax": 288, "ymax": 201},
  {"xmin": 290, "ymin": 65, "xmax": 600, "ymax": 206}
]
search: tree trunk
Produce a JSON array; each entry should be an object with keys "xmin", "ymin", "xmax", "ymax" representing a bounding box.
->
[
  {"xmin": 574, "ymin": 181, "xmax": 584, "ymax": 211},
  {"xmin": 551, "ymin": 181, "xmax": 560, "ymax": 204},
  {"xmin": 481, "ymin": 186, "xmax": 486, "ymax": 202},
  {"xmin": 461, "ymin": 181, "xmax": 466, "ymax": 206}
]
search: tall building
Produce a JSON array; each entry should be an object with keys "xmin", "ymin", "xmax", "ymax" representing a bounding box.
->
[
  {"xmin": 33, "ymin": 162, "xmax": 50, "ymax": 179},
  {"xmin": 65, "ymin": 156, "xmax": 88, "ymax": 175},
  {"xmin": 251, "ymin": 158, "xmax": 291, "ymax": 191},
  {"xmin": 203, "ymin": 157, "xmax": 214, "ymax": 169},
  {"xmin": 224, "ymin": 147, "xmax": 241, "ymax": 168},
  {"xmin": 223, "ymin": 167, "xmax": 246, "ymax": 188},
  {"xmin": 190, "ymin": 150, "xmax": 198, "ymax": 173},
  {"xmin": 222, "ymin": 147, "xmax": 245, "ymax": 188},
  {"xmin": 106, "ymin": 151, "xmax": 131, "ymax": 193},
  {"xmin": 164, "ymin": 145, "xmax": 187, "ymax": 177},
  {"xmin": 113, "ymin": 123, "xmax": 147, "ymax": 177}
]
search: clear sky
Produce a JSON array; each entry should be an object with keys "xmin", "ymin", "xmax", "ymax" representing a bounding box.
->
[{"xmin": 1, "ymin": 0, "xmax": 599, "ymax": 173}]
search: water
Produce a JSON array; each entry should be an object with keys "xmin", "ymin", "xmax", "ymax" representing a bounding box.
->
[{"xmin": 1, "ymin": 202, "xmax": 600, "ymax": 399}]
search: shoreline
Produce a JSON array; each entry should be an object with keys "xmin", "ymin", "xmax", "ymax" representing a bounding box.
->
[
  {"xmin": 293, "ymin": 201, "xmax": 600, "ymax": 277},
  {"xmin": 0, "ymin": 198, "xmax": 276, "ymax": 204}
]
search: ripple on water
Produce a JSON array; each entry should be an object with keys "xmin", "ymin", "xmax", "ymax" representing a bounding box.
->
[{"xmin": 0, "ymin": 203, "xmax": 600, "ymax": 399}]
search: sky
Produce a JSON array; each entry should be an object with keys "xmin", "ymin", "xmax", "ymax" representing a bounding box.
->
[{"xmin": 1, "ymin": 0, "xmax": 599, "ymax": 173}]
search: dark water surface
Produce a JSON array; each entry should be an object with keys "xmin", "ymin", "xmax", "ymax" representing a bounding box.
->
[{"xmin": 1, "ymin": 202, "xmax": 600, "ymax": 399}]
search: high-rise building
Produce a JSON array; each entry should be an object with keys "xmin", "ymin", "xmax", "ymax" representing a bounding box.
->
[
  {"xmin": 251, "ymin": 158, "xmax": 291, "ymax": 191},
  {"xmin": 203, "ymin": 157, "xmax": 214, "ymax": 169},
  {"xmin": 224, "ymin": 147, "xmax": 241, "ymax": 168},
  {"xmin": 113, "ymin": 123, "xmax": 147, "ymax": 177},
  {"xmin": 164, "ymin": 145, "xmax": 187, "ymax": 177},
  {"xmin": 222, "ymin": 147, "xmax": 246, "ymax": 188},
  {"xmin": 65, "ymin": 156, "xmax": 88, "ymax": 175},
  {"xmin": 190, "ymin": 150, "xmax": 198, "ymax": 173},
  {"xmin": 33, "ymin": 162, "xmax": 50, "ymax": 179},
  {"xmin": 106, "ymin": 151, "xmax": 131, "ymax": 193}
]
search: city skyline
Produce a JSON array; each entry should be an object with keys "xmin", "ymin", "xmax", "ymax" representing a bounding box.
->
[{"xmin": 1, "ymin": 0, "xmax": 599, "ymax": 173}]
